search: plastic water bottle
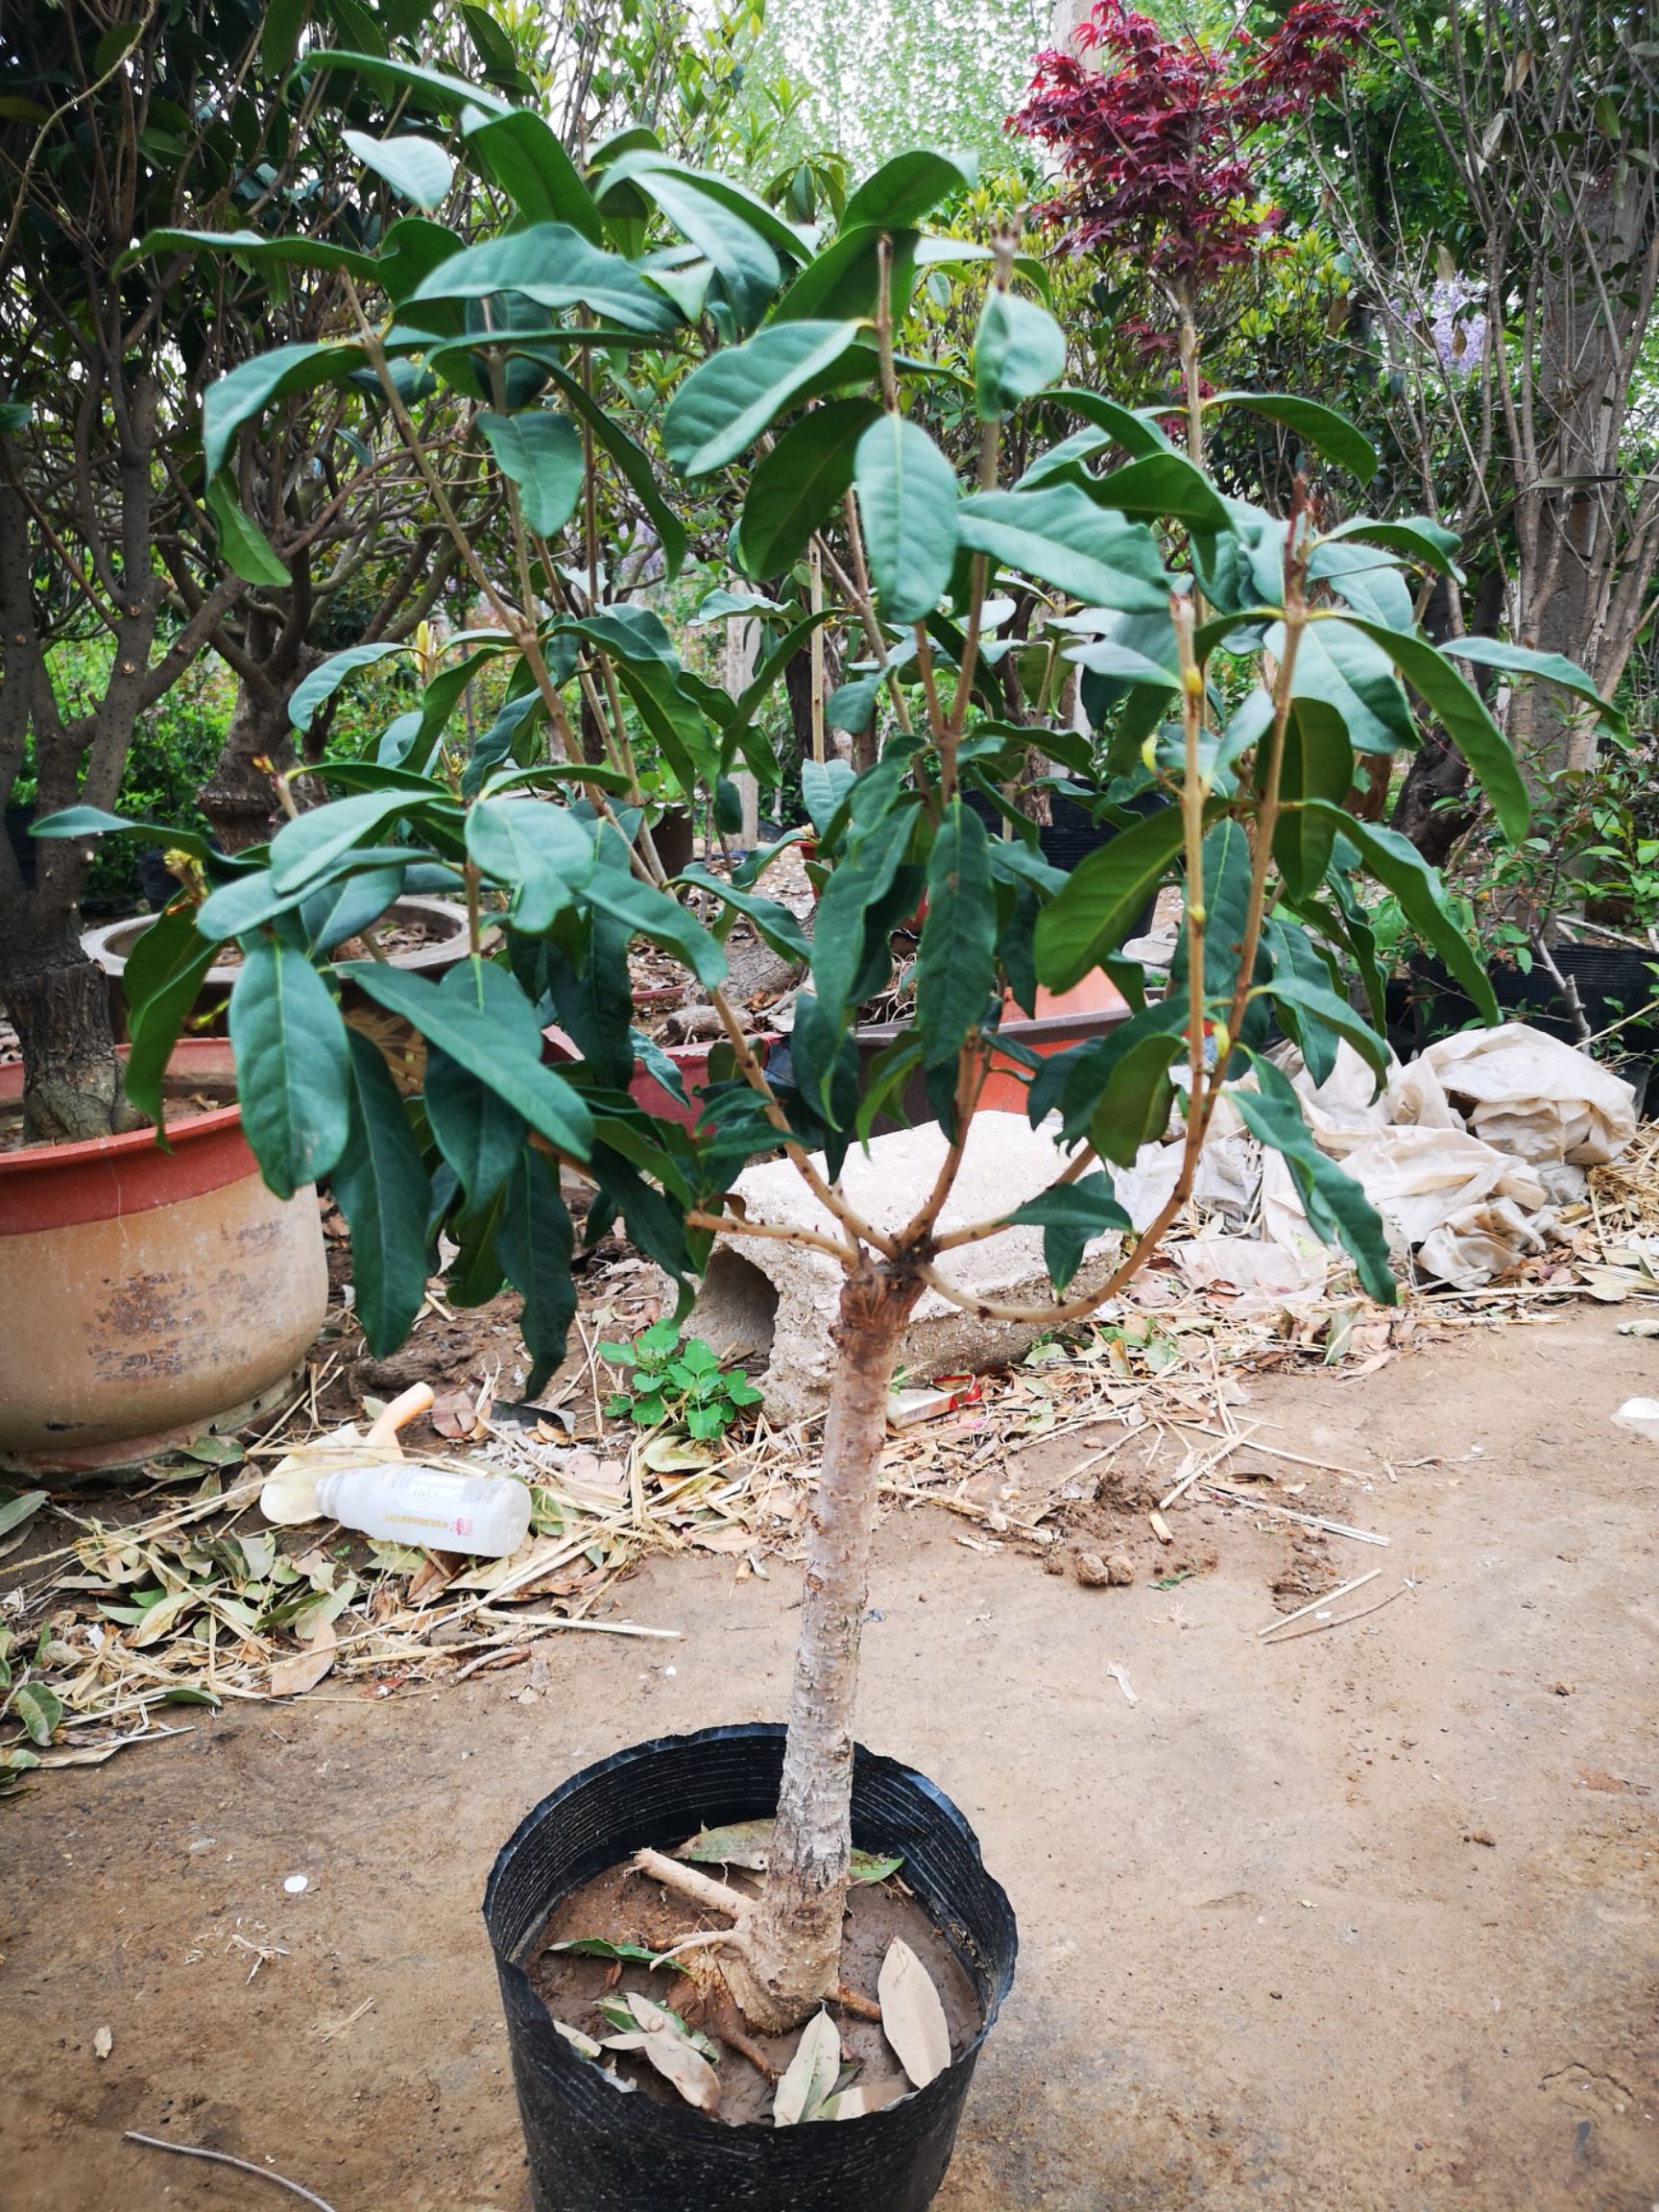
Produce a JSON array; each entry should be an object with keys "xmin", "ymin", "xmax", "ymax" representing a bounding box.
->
[{"xmin": 312, "ymin": 1463, "xmax": 532, "ymax": 1556}]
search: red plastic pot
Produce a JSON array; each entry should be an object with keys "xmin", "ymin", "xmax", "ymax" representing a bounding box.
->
[{"xmin": 541, "ymin": 1028, "xmax": 778, "ymax": 1132}]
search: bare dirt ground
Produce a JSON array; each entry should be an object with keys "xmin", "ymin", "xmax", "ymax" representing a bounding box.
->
[{"xmin": 4, "ymin": 1307, "xmax": 1656, "ymax": 2212}]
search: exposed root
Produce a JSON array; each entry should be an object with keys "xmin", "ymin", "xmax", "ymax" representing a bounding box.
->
[{"xmin": 630, "ymin": 1848, "xmax": 749, "ymax": 1920}]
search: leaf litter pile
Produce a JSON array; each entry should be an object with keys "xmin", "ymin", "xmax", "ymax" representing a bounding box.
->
[
  {"xmin": 7, "ymin": 1136, "xmax": 1658, "ymax": 1793},
  {"xmin": 530, "ymin": 1823, "xmax": 976, "ymax": 2127}
]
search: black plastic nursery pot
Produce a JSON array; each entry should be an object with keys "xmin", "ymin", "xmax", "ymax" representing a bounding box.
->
[
  {"xmin": 1404, "ymin": 946, "xmax": 1659, "ymax": 1055},
  {"xmin": 484, "ymin": 1722, "xmax": 1018, "ymax": 2212}
]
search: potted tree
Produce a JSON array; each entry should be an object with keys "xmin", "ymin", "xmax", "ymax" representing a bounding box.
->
[{"xmin": 44, "ymin": 54, "xmax": 1617, "ymax": 2206}]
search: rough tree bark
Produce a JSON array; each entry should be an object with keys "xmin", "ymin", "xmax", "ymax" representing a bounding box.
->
[{"xmin": 719, "ymin": 1260, "xmax": 923, "ymax": 2032}]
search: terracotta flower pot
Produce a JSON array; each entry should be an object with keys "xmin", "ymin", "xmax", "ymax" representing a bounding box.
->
[{"xmin": 0, "ymin": 1038, "xmax": 327, "ymax": 1475}]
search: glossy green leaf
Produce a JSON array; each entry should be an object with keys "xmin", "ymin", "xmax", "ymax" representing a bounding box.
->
[
  {"xmin": 1261, "ymin": 971, "xmax": 1388, "ymax": 1086},
  {"xmin": 1204, "ymin": 392, "xmax": 1378, "ymax": 483},
  {"xmin": 604, "ymin": 153, "xmax": 781, "ymax": 327},
  {"xmin": 12, "ymin": 1683, "xmax": 62, "ymax": 1747},
  {"xmin": 663, "ymin": 321, "xmax": 862, "ymax": 475},
  {"xmin": 269, "ymin": 789, "xmax": 421, "ymax": 893},
  {"xmin": 288, "ymin": 643, "xmax": 408, "ymax": 731},
  {"xmin": 1284, "ymin": 617, "xmax": 1413, "ymax": 757},
  {"xmin": 537, "ymin": 360, "xmax": 686, "ymax": 577},
  {"xmin": 1305, "ymin": 804, "xmax": 1499, "ymax": 1023},
  {"xmin": 1438, "ymin": 636, "xmax": 1627, "ymax": 744},
  {"xmin": 120, "ymin": 903, "xmax": 221, "ymax": 1130},
  {"xmin": 854, "ymin": 414, "xmax": 959, "ymax": 624},
  {"xmin": 583, "ymin": 861, "xmax": 726, "ymax": 990},
  {"xmin": 1321, "ymin": 514, "xmax": 1464, "ymax": 578},
  {"xmin": 343, "ymin": 127, "xmax": 453, "ymax": 209},
  {"xmin": 476, "ymin": 409, "xmax": 583, "ymax": 537},
  {"xmin": 134, "ymin": 228, "xmax": 382, "ymax": 283},
  {"xmin": 298, "ymin": 49, "xmax": 514, "ymax": 118},
  {"xmin": 1034, "ymin": 805, "xmax": 1187, "ymax": 991},
  {"xmin": 340, "ymin": 958, "xmax": 594, "ymax": 1160},
  {"xmin": 228, "ymin": 935, "xmax": 351, "ymax": 1200},
  {"xmin": 425, "ymin": 1044, "xmax": 526, "ymax": 1209},
  {"xmin": 330, "ymin": 1028, "xmax": 432, "ymax": 1356},
  {"xmin": 841, "ymin": 148, "xmax": 977, "ymax": 228},
  {"xmin": 1330, "ymin": 615, "xmax": 1531, "ymax": 839},
  {"xmin": 496, "ymin": 1149, "xmax": 577, "ymax": 1397},
  {"xmin": 204, "ymin": 477, "xmax": 289, "ymax": 586},
  {"xmin": 974, "ymin": 290, "xmax": 1066, "ymax": 419},
  {"xmin": 915, "ymin": 800, "xmax": 994, "ymax": 1079},
  {"xmin": 460, "ymin": 105, "xmax": 602, "ymax": 244},
  {"xmin": 674, "ymin": 864, "xmax": 810, "ymax": 962},
  {"xmin": 1233, "ymin": 1059, "xmax": 1396, "ymax": 1303},
  {"xmin": 204, "ymin": 341, "xmax": 366, "ymax": 479},
  {"xmin": 1078, "ymin": 449, "xmax": 1230, "ymax": 531},
  {"xmin": 1050, "ymin": 387, "xmax": 1173, "ymax": 457},
  {"xmin": 734, "ymin": 397, "xmax": 878, "ymax": 577},
  {"xmin": 1008, "ymin": 1170, "xmax": 1132, "ymax": 1292},
  {"xmin": 409, "ymin": 224, "xmax": 679, "ymax": 332},
  {"xmin": 955, "ymin": 486, "xmax": 1167, "ymax": 612}
]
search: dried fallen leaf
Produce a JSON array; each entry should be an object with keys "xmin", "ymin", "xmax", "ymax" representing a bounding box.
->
[
  {"xmin": 877, "ymin": 1938, "xmax": 950, "ymax": 2089},
  {"xmin": 641, "ymin": 1433, "xmax": 718, "ymax": 1475},
  {"xmin": 269, "ymin": 1616, "xmax": 337, "ymax": 1698},
  {"xmin": 600, "ymin": 1992, "xmax": 722, "ymax": 2113},
  {"xmin": 675, "ymin": 1822, "xmax": 901, "ymax": 1885},
  {"xmin": 773, "ymin": 2008, "xmax": 841, "ymax": 2126},
  {"xmin": 828, "ymin": 2076, "xmax": 907, "ymax": 2120},
  {"xmin": 93, "ymin": 2026, "xmax": 112, "ymax": 2060}
]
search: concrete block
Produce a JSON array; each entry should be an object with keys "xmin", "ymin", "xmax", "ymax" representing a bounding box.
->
[{"xmin": 686, "ymin": 1112, "xmax": 1122, "ymax": 1423}]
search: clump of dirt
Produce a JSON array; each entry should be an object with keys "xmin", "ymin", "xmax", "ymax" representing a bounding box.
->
[{"xmin": 530, "ymin": 1854, "xmax": 981, "ymax": 2128}]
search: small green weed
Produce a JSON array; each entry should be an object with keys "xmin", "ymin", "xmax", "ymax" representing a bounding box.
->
[{"xmin": 599, "ymin": 1319, "xmax": 762, "ymax": 1440}]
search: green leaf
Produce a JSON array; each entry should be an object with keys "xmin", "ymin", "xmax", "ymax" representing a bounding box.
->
[
  {"xmin": 342, "ymin": 958, "xmax": 594, "ymax": 1160},
  {"xmin": 299, "ymin": 50, "xmax": 515, "ymax": 119},
  {"xmin": 134, "ymin": 228, "xmax": 382, "ymax": 283},
  {"xmin": 663, "ymin": 321, "xmax": 862, "ymax": 476},
  {"xmin": 603, "ymin": 154, "xmax": 781, "ymax": 328},
  {"xmin": 496, "ymin": 1149, "xmax": 576, "ymax": 1397},
  {"xmin": 974, "ymin": 290, "xmax": 1066, "ymax": 419},
  {"xmin": 1008, "ymin": 1169, "xmax": 1131, "ymax": 1292},
  {"xmin": 734, "ymin": 397, "xmax": 878, "ymax": 578},
  {"xmin": 460, "ymin": 105, "xmax": 603, "ymax": 245},
  {"xmin": 1050, "ymin": 387, "xmax": 1173, "ymax": 456},
  {"xmin": 0, "ymin": 1490, "xmax": 46, "ymax": 1541},
  {"xmin": 1438, "ymin": 637, "xmax": 1626, "ymax": 744},
  {"xmin": 1261, "ymin": 970, "xmax": 1388, "ymax": 1086},
  {"xmin": 121, "ymin": 902, "xmax": 221, "ymax": 1129},
  {"xmin": 204, "ymin": 476, "xmax": 288, "ymax": 586},
  {"xmin": 466, "ymin": 797, "xmax": 594, "ymax": 932},
  {"xmin": 288, "ymin": 643, "xmax": 408, "ymax": 732},
  {"xmin": 1285, "ymin": 618, "xmax": 1413, "ymax": 757},
  {"xmin": 268, "ymin": 788, "xmax": 424, "ymax": 893},
  {"xmin": 841, "ymin": 148, "xmax": 977, "ymax": 228},
  {"xmin": 228, "ymin": 935, "xmax": 351, "ymax": 1200},
  {"xmin": 853, "ymin": 414, "xmax": 959, "ymax": 625},
  {"xmin": 1034, "ymin": 805, "xmax": 1188, "ymax": 991},
  {"xmin": 1204, "ymin": 393, "xmax": 1378, "ymax": 482},
  {"xmin": 806, "ymin": 806, "xmax": 914, "ymax": 1046},
  {"xmin": 1233, "ymin": 1060, "xmax": 1396, "ymax": 1303},
  {"xmin": 1321, "ymin": 514, "xmax": 1464, "ymax": 578},
  {"xmin": 1305, "ymin": 805, "xmax": 1498, "ymax": 1023},
  {"xmin": 0, "ymin": 399, "xmax": 33, "ymax": 434},
  {"xmin": 915, "ymin": 801, "xmax": 994, "ymax": 1080},
  {"xmin": 343, "ymin": 127, "xmax": 453, "ymax": 209},
  {"xmin": 476, "ymin": 409, "xmax": 583, "ymax": 538},
  {"xmin": 955, "ymin": 486, "xmax": 1167, "ymax": 612},
  {"xmin": 329, "ymin": 1028, "xmax": 432, "ymax": 1356},
  {"xmin": 536, "ymin": 360, "xmax": 687, "ymax": 577},
  {"xmin": 1275, "ymin": 699, "xmax": 1354, "ymax": 899},
  {"xmin": 203, "ymin": 341, "xmax": 365, "ymax": 480},
  {"xmin": 11, "ymin": 1683, "xmax": 62, "ymax": 1747},
  {"xmin": 260, "ymin": 0, "xmax": 307, "ymax": 74},
  {"xmin": 546, "ymin": 1937, "xmax": 690, "ymax": 1975},
  {"xmin": 1078, "ymin": 449, "xmax": 1230, "ymax": 532},
  {"xmin": 425, "ymin": 1045, "xmax": 526, "ymax": 1209},
  {"xmin": 409, "ymin": 224, "xmax": 679, "ymax": 332},
  {"xmin": 770, "ymin": 224, "xmax": 915, "ymax": 325},
  {"xmin": 1329, "ymin": 615, "xmax": 1531, "ymax": 840},
  {"xmin": 584, "ymin": 861, "xmax": 725, "ymax": 991},
  {"xmin": 1085, "ymin": 1018, "xmax": 1188, "ymax": 1166},
  {"xmin": 1170, "ymin": 817, "xmax": 1258, "ymax": 1008},
  {"xmin": 674, "ymin": 864, "xmax": 810, "ymax": 962}
]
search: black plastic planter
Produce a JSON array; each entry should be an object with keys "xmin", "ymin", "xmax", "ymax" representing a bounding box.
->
[
  {"xmin": 1404, "ymin": 947, "xmax": 1659, "ymax": 1055},
  {"xmin": 484, "ymin": 1723, "xmax": 1018, "ymax": 2212}
]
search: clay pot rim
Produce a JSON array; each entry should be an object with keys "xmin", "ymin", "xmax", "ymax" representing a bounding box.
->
[
  {"xmin": 0, "ymin": 1036, "xmax": 241, "ymax": 1175},
  {"xmin": 82, "ymin": 894, "xmax": 469, "ymax": 990}
]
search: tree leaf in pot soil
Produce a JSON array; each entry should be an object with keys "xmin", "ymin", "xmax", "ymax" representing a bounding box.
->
[
  {"xmin": 675, "ymin": 1819, "xmax": 902, "ymax": 1885},
  {"xmin": 773, "ymin": 2008, "xmax": 843, "ymax": 2125},
  {"xmin": 877, "ymin": 1937, "xmax": 950, "ymax": 2088},
  {"xmin": 827, "ymin": 2075, "xmax": 908, "ymax": 2120},
  {"xmin": 545, "ymin": 1936, "xmax": 691, "ymax": 1977},
  {"xmin": 598, "ymin": 1992, "xmax": 722, "ymax": 2112}
]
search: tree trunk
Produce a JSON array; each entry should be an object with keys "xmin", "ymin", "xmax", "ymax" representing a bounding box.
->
[
  {"xmin": 1391, "ymin": 567, "xmax": 1504, "ymax": 864},
  {"xmin": 198, "ymin": 677, "xmax": 295, "ymax": 853},
  {"xmin": 722, "ymin": 1260, "xmax": 922, "ymax": 2032},
  {"xmin": 0, "ymin": 908, "xmax": 137, "ymax": 1142}
]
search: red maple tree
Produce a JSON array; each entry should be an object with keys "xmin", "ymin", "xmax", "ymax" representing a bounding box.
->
[{"xmin": 1011, "ymin": 1, "xmax": 1372, "ymax": 301}]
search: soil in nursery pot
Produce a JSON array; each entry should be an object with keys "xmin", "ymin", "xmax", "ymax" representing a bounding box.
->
[
  {"xmin": 0, "ymin": 1064, "xmax": 235, "ymax": 1152},
  {"xmin": 529, "ymin": 1855, "xmax": 981, "ymax": 2128}
]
